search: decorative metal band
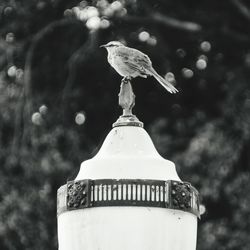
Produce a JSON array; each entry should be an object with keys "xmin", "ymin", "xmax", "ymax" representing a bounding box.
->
[
  {"xmin": 113, "ymin": 115, "xmax": 144, "ymax": 128},
  {"xmin": 57, "ymin": 179, "xmax": 200, "ymax": 218}
]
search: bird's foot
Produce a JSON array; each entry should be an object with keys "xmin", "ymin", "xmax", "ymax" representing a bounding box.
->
[{"xmin": 122, "ymin": 76, "xmax": 131, "ymax": 84}]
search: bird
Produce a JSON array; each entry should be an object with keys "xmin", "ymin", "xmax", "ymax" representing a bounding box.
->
[{"xmin": 100, "ymin": 41, "xmax": 178, "ymax": 94}]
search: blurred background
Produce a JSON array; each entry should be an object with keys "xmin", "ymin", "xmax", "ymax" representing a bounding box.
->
[{"xmin": 0, "ymin": 0, "xmax": 250, "ymax": 249}]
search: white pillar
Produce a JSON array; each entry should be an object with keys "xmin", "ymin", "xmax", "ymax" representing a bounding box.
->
[{"xmin": 57, "ymin": 126, "xmax": 199, "ymax": 250}]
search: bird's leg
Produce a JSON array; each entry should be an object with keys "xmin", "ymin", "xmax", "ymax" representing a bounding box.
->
[
  {"xmin": 122, "ymin": 76, "xmax": 131, "ymax": 85},
  {"xmin": 118, "ymin": 77, "xmax": 135, "ymax": 116}
]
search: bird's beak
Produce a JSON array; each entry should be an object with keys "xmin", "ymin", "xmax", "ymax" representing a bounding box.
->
[{"xmin": 100, "ymin": 44, "xmax": 107, "ymax": 48}]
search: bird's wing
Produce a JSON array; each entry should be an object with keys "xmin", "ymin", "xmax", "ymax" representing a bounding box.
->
[{"xmin": 116, "ymin": 47, "xmax": 152, "ymax": 74}]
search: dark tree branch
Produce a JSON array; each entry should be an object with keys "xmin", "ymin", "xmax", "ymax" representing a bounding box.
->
[
  {"xmin": 151, "ymin": 12, "xmax": 202, "ymax": 32},
  {"xmin": 114, "ymin": 13, "xmax": 202, "ymax": 32},
  {"xmin": 15, "ymin": 19, "xmax": 79, "ymax": 149},
  {"xmin": 221, "ymin": 25, "xmax": 250, "ymax": 42},
  {"xmin": 61, "ymin": 30, "xmax": 99, "ymax": 104},
  {"xmin": 230, "ymin": 0, "xmax": 250, "ymax": 21}
]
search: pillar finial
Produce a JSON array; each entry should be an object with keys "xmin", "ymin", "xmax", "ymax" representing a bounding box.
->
[{"xmin": 113, "ymin": 78, "xmax": 143, "ymax": 128}]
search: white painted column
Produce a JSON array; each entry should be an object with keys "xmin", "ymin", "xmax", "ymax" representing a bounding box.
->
[{"xmin": 57, "ymin": 126, "xmax": 198, "ymax": 250}]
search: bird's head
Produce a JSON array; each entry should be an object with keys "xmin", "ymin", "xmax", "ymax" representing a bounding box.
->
[{"xmin": 100, "ymin": 41, "xmax": 124, "ymax": 50}]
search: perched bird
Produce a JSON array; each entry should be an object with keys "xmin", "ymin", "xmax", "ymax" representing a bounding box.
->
[{"xmin": 100, "ymin": 41, "xmax": 178, "ymax": 93}]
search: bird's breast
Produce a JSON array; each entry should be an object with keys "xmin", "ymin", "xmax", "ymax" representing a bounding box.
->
[{"xmin": 107, "ymin": 53, "xmax": 131, "ymax": 77}]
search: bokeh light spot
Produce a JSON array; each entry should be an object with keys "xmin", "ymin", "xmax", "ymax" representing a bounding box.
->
[
  {"xmin": 86, "ymin": 16, "xmax": 101, "ymax": 30},
  {"xmin": 200, "ymin": 41, "xmax": 211, "ymax": 52},
  {"xmin": 111, "ymin": 1, "xmax": 123, "ymax": 11},
  {"xmin": 147, "ymin": 36, "xmax": 157, "ymax": 46},
  {"xmin": 199, "ymin": 54, "xmax": 208, "ymax": 62},
  {"xmin": 31, "ymin": 112, "xmax": 42, "ymax": 126},
  {"xmin": 118, "ymin": 8, "xmax": 127, "ymax": 16},
  {"xmin": 86, "ymin": 6, "xmax": 99, "ymax": 19},
  {"xmin": 72, "ymin": 6, "xmax": 81, "ymax": 17},
  {"xmin": 79, "ymin": 0, "xmax": 88, "ymax": 8},
  {"xmin": 165, "ymin": 72, "xmax": 175, "ymax": 83},
  {"xmin": 244, "ymin": 53, "xmax": 250, "ymax": 67},
  {"xmin": 196, "ymin": 59, "xmax": 207, "ymax": 70},
  {"xmin": 4, "ymin": 6, "xmax": 14, "ymax": 17},
  {"xmin": 37, "ymin": 1, "xmax": 47, "ymax": 10},
  {"xmin": 100, "ymin": 19, "xmax": 110, "ymax": 29},
  {"xmin": 75, "ymin": 112, "xmax": 86, "ymax": 125},
  {"xmin": 15, "ymin": 69, "xmax": 24, "ymax": 80},
  {"xmin": 103, "ymin": 6, "xmax": 114, "ymax": 17},
  {"xmin": 78, "ymin": 9, "xmax": 88, "ymax": 21},
  {"xmin": 176, "ymin": 48, "xmax": 186, "ymax": 58},
  {"xmin": 64, "ymin": 9, "xmax": 73, "ymax": 17},
  {"xmin": 138, "ymin": 31, "xmax": 150, "ymax": 42},
  {"xmin": 182, "ymin": 68, "xmax": 194, "ymax": 78},
  {"xmin": 7, "ymin": 66, "xmax": 17, "ymax": 77},
  {"xmin": 6, "ymin": 32, "xmax": 15, "ymax": 43},
  {"xmin": 39, "ymin": 105, "xmax": 48, "ymax": 115},
  {"xmin": 199, "ymin": 204, "xmax": 206, "ymax": 215},
  {"xmin": 97, "ymin": 0, "xmax": 108, "ymax": 9}
]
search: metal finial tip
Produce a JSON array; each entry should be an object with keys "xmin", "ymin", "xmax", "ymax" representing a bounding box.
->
[{"xmin": 113, "ymin": 77, "xmax": 143, "ymax": 128}]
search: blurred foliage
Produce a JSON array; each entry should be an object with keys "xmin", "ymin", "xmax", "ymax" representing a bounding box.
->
[{"xmin": 0, "ymin": 0, "xmax": 250, "ymax": 249}]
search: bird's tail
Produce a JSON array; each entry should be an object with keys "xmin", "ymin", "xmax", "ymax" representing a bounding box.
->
[{"xmin": 148, "ymin": 68, "xmax": 178, "ymax": 94}]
